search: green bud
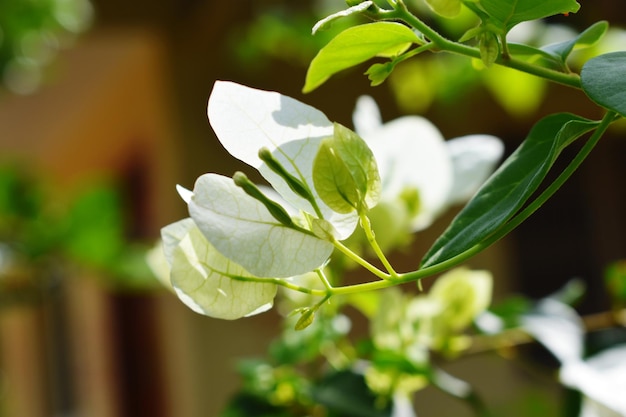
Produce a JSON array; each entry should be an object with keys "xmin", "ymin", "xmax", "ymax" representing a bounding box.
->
[
  {"xmin": 232, "ymin": 171, "xmax": 295, "ymax": 228},
  {"xmin": 258, "ymin": 147, "xmax": 315, "ymax": 202},
  {"xmin": 294, "ymin": 307, "xmax": 315, "ymax": 330},
  {"xmin": 479, "ymin": 31, "xmax": 499, "ymax": 67}
]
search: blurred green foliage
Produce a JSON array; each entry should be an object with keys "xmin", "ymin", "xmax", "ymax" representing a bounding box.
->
[
  {"xmin": 0, "ymin": 165, "xmax": 157, "ymax": 307},
  {"xmin": 0, "ymin": 0, "xmax": 93, "ymax": 94}
]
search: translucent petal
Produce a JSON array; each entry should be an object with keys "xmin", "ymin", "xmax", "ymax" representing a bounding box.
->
[
  {"xmin": 188, "ymin": 173, "xmax": 334, "ymax": 277},
  {"xmin": 207, "ymin": 80, "xmax": 333, "ymax": 169},
  {"xmin": 445, "ymin": 134, "xmax": 505, "ymax": 205},
  {"xmin": 170, "ymin": 226, "xmax": 277, "ymax": 320},
  {"xmin": 361, "ymin": 116, "xmax": 453, "ymax": 230},
  {"xmin": 208, "ymin": 81, "xmax": 358, "ymax": 239},
  {"xmin": 352, "ymin": 95, "xmax": 383, "ymax": 137},
  {"xmin": 259, "ymin": 139, "xmax": 359, "ymax": 239},
  {"xmin": 161, "ymin": 217, "xmax": 196, "ymax": 266}
]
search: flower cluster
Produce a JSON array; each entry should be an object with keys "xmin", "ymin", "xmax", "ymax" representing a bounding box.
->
[{"xmin": 150, "ymin": 81, "xmax": 503, "ymax": 320}]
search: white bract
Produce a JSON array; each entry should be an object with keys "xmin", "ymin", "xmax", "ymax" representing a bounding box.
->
[
  {"xmin": 561, "ymin": 344, "xmax": 626, "ymax": 417},
  {"xmin": 352, "ymin": 95, "xmax": 504, "ymax": 230},
  {"xmin": 158, "ymin": 81, "xmax": 368, "ymax": 319},
  {"xmin": 156, "ymin": 81, "xmax": 503, "ymax": 320}
]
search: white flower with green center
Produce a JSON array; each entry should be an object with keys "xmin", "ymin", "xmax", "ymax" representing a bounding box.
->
[
  {"xmin": 352, "ymin": 95, "xmax": 504, "ymax": 231},
  {"xmin": 158, "ymin": 81, "xmax": 380, "ymax": 319}
]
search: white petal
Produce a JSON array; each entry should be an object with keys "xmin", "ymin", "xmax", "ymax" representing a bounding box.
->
[
  {"xmin": 362, "ymin": 116, "xmax": 453, "ymax": 230},
  {"xmin": 170, "ymin": 226, "xmax": 277, "ymax": 320},
  {"xmin": 258, "ymin": 139, "xmax": 359, "ymax": 240},
  {"xmin": 521, "ymin": 298, "xmax": 584, "ymax": 364},
  {"xmin": 207, "ymin": 81, "xmax": 333, "ymax": 169},
  {"xmin": 445, "ymin": 134, "xmax": 504, "ymax": 205},
  {"xmin": 189, "ymin": 173, "xmax": 334, "ymax": 277},
  {"xmin": 176, "ymin": 185, "xmax": 193, "ymax": 204},
  {"xmin": 560, "ymin": 345, "xmax": 626, "ymax": 415},
  {"xmin": 160, "ymin": 218, "xmax": 196, "ymax": 266},
  {"xmin": 352, "ymin": 95, "xmax": 383, "ymax": 137},
  {"xmin": 207, "ymin": 81, "xmax": 358, "ymax": 239}
]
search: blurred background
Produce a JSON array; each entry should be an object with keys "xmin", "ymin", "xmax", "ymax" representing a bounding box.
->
[{"xmin": 1, "ymin": 0, "xmax": 626, "ymax": 416}]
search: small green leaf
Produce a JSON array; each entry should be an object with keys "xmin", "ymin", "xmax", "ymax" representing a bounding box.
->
[
  {"xmin": 581, "ymin": 51, "xmax": 626, "ymax": 118},
  {"xmin": 304, "ymin": 22, "xmax": 420, "ymax": 93},
  {"xmin": 421, "ymin": 113, "xmax": 599, "ymax": 268},
  {"xmin": 543, "ymin": 21, "xmax": 609, "ymax": 62},
  {"xmin": 424, "ymin": 0, "xmax": 462, "ymax": 18},
  {"xmin": 313, "ymin": 123, "xmax": 381, "ymax": 214},
  {"xmin": 478, "ymin": 0, "xmax": 580, "ymax": 32},
  {"xmin": 365, "ymin": 61, "xmax": 395, "ymax": 86}
]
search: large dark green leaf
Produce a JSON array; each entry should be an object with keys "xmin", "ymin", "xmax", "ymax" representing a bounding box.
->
[
  {"xmin": 421, "ymin": 113, "xmax": 598, "ymax": 268},
  {"xmin": 581, "ymin": 51, "xmax": 626, "ymax": 118},
  {"xmin": 479, "ymin": 0, "xmax": 580, "ymax": 32}
]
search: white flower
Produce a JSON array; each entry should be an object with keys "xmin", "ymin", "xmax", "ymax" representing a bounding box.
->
[
  {"xmin": 560, "ymin": 345, "xmax": 626, "ymax": 417},
  {"xmin": 352, "ymin": 95, "xmax": 504, "ymax": 230},
  {"xmin": 158, "ymin": 81, "xmax": 370, "ymax": 319}
]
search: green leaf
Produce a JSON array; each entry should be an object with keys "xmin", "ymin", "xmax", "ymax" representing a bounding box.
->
[
  {"xmin": 313, "ymin": 123, "xmax": 381, "ymax": 214},
  {"xmin": 478, "ymin": 0, "xmax": 580, "ymax": 32},
  {"xmin": 581, "ymin": 51, "xmax": 626, "ymax": 118},
  {"xmin": 312, "ymin": 370, "xmax": 393, "ymax": 417},
  {"xmin": 421, "ymin": 113, "xmax": 599, "ymax": 268},
  {"xmin": 365, "ymin": 61, "xmax": 395, "ymax": 86},
  {"xmin": 424, "ymin": 0, "xmax": 462, "ymax": 18},
  {"xmin": 542, "ymin": 21, "xmax": 609, "ymax": 62},
  {"xmin": 304, "ymin": 22, "xmax": 420, "ymax": 93}
]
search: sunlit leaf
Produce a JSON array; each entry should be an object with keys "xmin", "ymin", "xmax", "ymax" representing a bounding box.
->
[
  {"xmin": 425, "ymin": 0, "xmax": 462, "ymax": 18},
  {"xmin": 422, "ymin": 113, "xmax": 599, "ymax": 268},
  {"xmin": 478, "ymin": 0, "xmax": 580, "ymax": 32},
  {"xmin": 542, "ymin": 21, "xmax": 609, "ymax": 62},
  {"xmin": 581, "ymin": 51, "xmax": 626, "ymax": 118},
  {"xmin": 304, "ymin": 22, "xmax": 420, "ymax": 93},
  {"xmin": 313, "ymin": 123, "xmax": 380, "ymax": 214},
  {"xmin": 189, "ymin": 173, "xmax": 334, "ymax": 278}
]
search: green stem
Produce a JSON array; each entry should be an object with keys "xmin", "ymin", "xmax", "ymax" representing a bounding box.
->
[
  {"xmin": 331, "ymin": 238, "xmax": 391, "ymax": 280},
  {"xmin": 315, "ymin": 268, "xmax": 333, "ymax": 291},
  {"xmin": 359, "ymin": 210, "xmax": 398, "ymax": 278},
  {"xmin": 229, "ymin": 274, "xmax": 328, "ymax": 297},
  {"xmin": 378, "ymin": 7, "xmax": 581, "ymax": 89},
  {"xmin": 330, "ymin": 111, "xmax": 615, "ymax": 296}
]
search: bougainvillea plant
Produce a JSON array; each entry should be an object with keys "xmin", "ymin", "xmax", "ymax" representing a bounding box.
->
[{"xmin": 150, "ymin": 0, "xmax": 626, "ymax": 415}]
